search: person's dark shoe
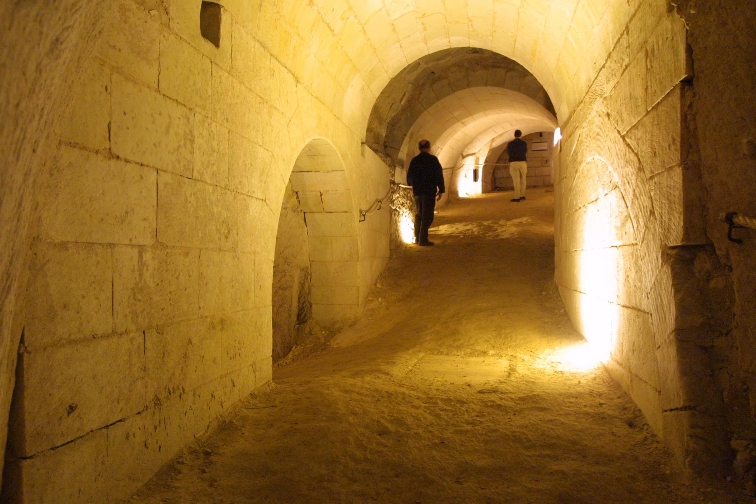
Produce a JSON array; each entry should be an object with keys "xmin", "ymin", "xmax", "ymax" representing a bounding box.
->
[
  {"xmin": 418, "ymin": 241, "xmax": 435, "ymax": 246},
  {"xmin": 510, "ymin": 198, "xmax": 520, "ymax": 202},
  {"xmin": 519, "ymin": 196, "xmax": 526, "ymax": 201}
]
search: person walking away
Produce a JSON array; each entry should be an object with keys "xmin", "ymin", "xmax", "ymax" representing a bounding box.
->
[
  {"xmin": 407, "ymin": 139, "xmax": 445, "ymax": 246},
  {"xmin": 507, "ymin": 129, "xmax": 528, "ymax": 202}
]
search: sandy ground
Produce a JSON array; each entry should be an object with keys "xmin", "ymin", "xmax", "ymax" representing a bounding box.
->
[{"xmin": 127, "ymin": 189, "xmax": 751, "ymax": 504}]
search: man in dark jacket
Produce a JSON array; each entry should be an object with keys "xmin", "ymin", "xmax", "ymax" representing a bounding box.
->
[
  {"xmin": 506, "ymin": 129, "xmax": 528, "ymax": 202},
  {"xmin": 407, "ymin": 139, "xmax": 445, "ymax": 246}
]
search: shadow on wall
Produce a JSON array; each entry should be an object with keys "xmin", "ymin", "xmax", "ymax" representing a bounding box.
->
[
  {"xmin": 272, "ymin": 139, "xmax": 362, "ymax": 360},
  {"xmin": 272, "ymin": 181, "xmax": 312, "ymax": 361}
]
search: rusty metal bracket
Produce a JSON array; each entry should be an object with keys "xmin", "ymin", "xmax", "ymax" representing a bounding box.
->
[
  {"xmin": 724, "ymin": 212, "xmax": 744, "ymax": 244},
  {"xmin": 359, "ymin": 182, "xmax": 412, "ymax": 223}
]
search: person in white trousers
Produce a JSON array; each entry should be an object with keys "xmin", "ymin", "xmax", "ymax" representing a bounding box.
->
[{"xmin": 506, "ymin": 129, "xmax": 528, "ymax": 202}]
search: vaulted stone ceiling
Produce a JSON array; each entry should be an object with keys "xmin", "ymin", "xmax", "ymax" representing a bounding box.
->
[
  {"xmin": 285, "ymin": 0, "xmax": 618, "ymax": 122},
  {"xmin": 365, "ymin": 48, "xmax": 555, "ymax": 166},
  {"xmin": 263, "ymin": 0, "xmax": 622, "ymax": 171},
  {"xmin": 398, "ymin": 86, "xmax": 557, "ymax": 169}
]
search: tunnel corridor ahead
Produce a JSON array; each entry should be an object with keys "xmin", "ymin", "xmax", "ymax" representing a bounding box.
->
[
  {"xmin": 1, "ymin": 1, "xmax": 755, "ymax": 502},
  {"xmin": 128, "ymin": 191, "xmax": 746, "ymax": 504}
]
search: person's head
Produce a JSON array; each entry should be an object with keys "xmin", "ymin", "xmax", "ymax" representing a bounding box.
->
[
  {"xmin": 419, "ymin": 139, "xmax": 431, "ymax": 151},
  {"xmin": 514, "ymin": 130, "xmax": 522, "ymax": 138}
]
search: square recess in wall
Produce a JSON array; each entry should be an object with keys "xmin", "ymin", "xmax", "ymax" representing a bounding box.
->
[{"xmin": 200, "ymin": 2, "xmax": 222, "ymax": 48}]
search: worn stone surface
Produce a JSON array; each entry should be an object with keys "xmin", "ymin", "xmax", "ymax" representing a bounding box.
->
[
  {"xmin": 97, "ymin": 0, "xmax": 160, "ymax": 88},
  {"xmin": 41, "ymin": 147, "xmax": 157, "ymax": 245},
  {"xmin": 553, "ymin": 0, "xmax": 756, "ymax": 481},
  {"xmin": 553, "ymin": 2, "xmax": 717, "ymax": 477},
  {"xmin": 111, "ymin": 73, "xmax": 194, "ymax": 176},
  {"xmin": 159, "ymin": 30, "xmax": 212, "ymax": 114},
  {"xmin": 193, "ymin": 113, "xmax": 230, "ymax": 187},
  {"xmin": 17, "ymin": 333, "xmax": 146, "ymax": 457},
  {"xmin": 667, "ymin": 0, "xmax": 756, "ymax": 479},
  {"xmin": 0, "ymin": 2, "xmax": 109, "ymax": 490},
  {"xmin": 22, "ymin": 243, "xmax": 114, "ymax": 350},
  {"xmin": 157, "ymin": 172, "xmax": 233, "ymax": 249},
  {"xmin": 113, "ymin": 246, "xmax": 200, "ymax": 332},
  {"xmin": 60, "ymin": 61, "xmax": 111, "ymax": 150}
]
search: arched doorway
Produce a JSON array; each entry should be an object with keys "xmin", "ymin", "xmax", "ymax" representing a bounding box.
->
[{"xmin": 273, "ymin": 139, "xmax": 361, "ymax": 360}]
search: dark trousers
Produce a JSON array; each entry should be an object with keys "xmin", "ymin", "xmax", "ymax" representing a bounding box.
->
[{"xmin": 414, "ymin": 193, "xmax": 436, "ymax": 244}]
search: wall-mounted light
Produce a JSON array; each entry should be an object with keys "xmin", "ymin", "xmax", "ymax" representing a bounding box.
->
[{"xmin": 553, "ymin": 127, "xmax": 562, "ymax": 147}]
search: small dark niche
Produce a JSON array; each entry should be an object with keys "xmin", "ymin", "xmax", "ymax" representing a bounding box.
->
[{"xmin": 200, "ymin": 2, "xmax": 222, "ymax": 48}]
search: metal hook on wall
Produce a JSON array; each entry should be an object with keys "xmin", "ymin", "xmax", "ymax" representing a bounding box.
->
[{"xmin": 721, "ymin": 212, "xmax": 745, "ymax": 244}]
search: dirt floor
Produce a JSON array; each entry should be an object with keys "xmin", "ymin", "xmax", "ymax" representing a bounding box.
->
[{"xmin": 126, "ymin": 189, "xmax": 751, "ymax": 504}]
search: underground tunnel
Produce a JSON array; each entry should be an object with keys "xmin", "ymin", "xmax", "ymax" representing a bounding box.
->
[{"xmin": 0, "ymin": 0, "xmax": 755, "ymax": 502}]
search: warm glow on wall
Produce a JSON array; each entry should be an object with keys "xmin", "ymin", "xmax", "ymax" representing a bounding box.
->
[
  {"xmin": 575, "ymin": 158, "xmax": 621, "ymax": 362},
  {"xmin": 457, "ymin": 157, "xmax": 482, "ymax": 197},
  {"xmin": 399, "ymin": 208, "xmax": 416, "ymax": 244},
  {"xmin": 536, "ymin": 342, "xmax": 604, "ymax": 373}
]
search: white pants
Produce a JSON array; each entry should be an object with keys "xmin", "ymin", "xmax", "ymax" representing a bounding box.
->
[{"xmin": 509, "ymin": 161, "xmax": 528, "ymax": 199}]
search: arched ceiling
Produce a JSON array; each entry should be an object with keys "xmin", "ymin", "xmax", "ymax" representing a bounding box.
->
[
  {"xmin": 252, "ymin": 1, "xmax": 630, "ymax": 172},
  {"xmin": 296, "ymin": 0, "xmax": 618, "ymax": 121},
  {"xmin": 398, "ymin": 87, "xmax": 557, "ymax": 169},
  {"xmin": 365, "ymin": 48, "xmax": 554, "ymax": 165}
]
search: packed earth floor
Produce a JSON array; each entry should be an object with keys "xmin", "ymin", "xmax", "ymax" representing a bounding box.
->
[{"xmin": 127, "ymin": 189, "xmax": 750, "ymax": 504}]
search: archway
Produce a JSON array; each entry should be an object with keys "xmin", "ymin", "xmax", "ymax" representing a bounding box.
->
[
  {"xmin": 394, "ymin": 86, "xmax": 556, "ymax": 197},
  {"xmin": 273, "ymin": 139, "xmax": 361, "ymax": 360},
  {"xmin": 358, "ymin": 4, "xmax": 700, "ymax": 471}
]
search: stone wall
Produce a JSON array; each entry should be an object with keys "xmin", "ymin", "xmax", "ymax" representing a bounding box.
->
[
  {"xmin": 4, "ymin": 2, "xmax": 276, "ymax": 499},
  {"xmin": 358, "ymin": 148, "xmax": 393, "ymax": 301},
  {"xmin": 0, "ymin": 0, "xmax": 111, "ymax": 494},
  {"xmin": 674, "ymin": 0, "xmax": 756, "ymax": 481},
  {"xmin": 553, "ymin": 1, "xmax": 717, "ymax": 471},
  {"xmin": 1, "ymin": 1, "xmax": 390, "ymax": 501}
]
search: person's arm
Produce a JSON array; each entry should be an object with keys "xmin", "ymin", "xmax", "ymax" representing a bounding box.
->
[{"xmin": 435, "ymin": 158, "xmax": 445, "ymax": 200}]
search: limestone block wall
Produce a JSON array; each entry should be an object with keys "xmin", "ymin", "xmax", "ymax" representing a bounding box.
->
[
  {"xmin": 553, "ymin": 3, "xmax": 711, "ymax": 469},
  {"xmin": 290, "ymin": 140, "xmax": 363, "ymax": 326},
  {"xmin": 358, "ymin": 148, "xmax": 392, "ymax": 303},
  {"xmin": 0, "ymin": 2, "xmax": 111, "ymax": 494},
  {"xmin": 285, "ymin": 140, "xmax": 390, "ymax": 329},
  {"xmin": 2, "ymin": 1, "xmax": 390, "ymax": 502},
  {"xmin": 4, "ymin": 3, "xmax": 274, "ymax": 500},
  {"xmin": 674, "ymin": 0, "xmax": 756, "ymax": 476}
]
